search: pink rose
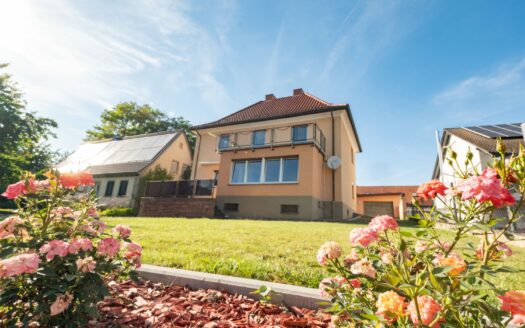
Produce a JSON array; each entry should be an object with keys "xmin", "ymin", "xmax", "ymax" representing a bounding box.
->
[
  {"xmin": 510, "ymin": 314, "xmax": 525, "ymax": 326},
  {"xmin": 350, "ymin": 258, "xmax": 376, "ymax": 278},
  {"xmin": 0, "ymin": 216, "xmax": 23, "ymax": 239},
  {"xmin": 415, "ymin": 240, "xmax": 430, "ymax": 253},
  {"xmin": 417, "ymin": 180, "xmax": 447, "ymax": 200},
  {"xmin": 499, "ymin": 291, "xmax": 525, "ymax": 316},
  {"xmin": 28, "ymin": 179, "xmax": 51, "ymax": 193},
  {"xmin": 78, "ymin": 238, "xmax": 93, "ymax": 251},
  {"xmin": 76, "ymin": 256, "xmax": 97, "ymax": 273},
  {"xmin": 113, "ymin": 224, "xmax": 131, "ymax": 238},
  {"xmin": 40, "ymin": 240, "xmax": 70, "ymax": 261},
  {"xmin": 344, "ymin": 249, "xmax": 360, "ymax": 267},
  {"xmin": 407, "ymin": 296, "xmax": 442, "ymax": 328},
  {"xmin": 50, "ymin": 293, "xmax": 73, "ymax": 316},
  {"xmin": 124, "ymin": 242, "xmax": 142, "ymax": 267},
  {"xmin": 0, "ymin": 253, "xmax": 40, "ymax": 277},
  {"xmin": 68, "ymin": 239, "xmax": 82, "ymax": 254},
  {"xmin": 457, "ymin": 168, "xmax": 515, "ymax": 208},
  {"xmin": 90, "ymin": 220, "xmax": 106, "ymax": 233},
  {"xmin": 1, "ymin": 181, "xmax": 26, "ymax": 199},
  {"xmin": 98, "ymin": 238, "xmax": 120, "ymax": 257},
  {"xmin": 349, "ymin": 227, "xmax": 378, "ymax": 247},
  {"xmin": 369, "ymin": 215, "xmax": 398, "ymax": 233},
  {"xmin": 316, "ymin": 241, "xmax": 342, "ymax": 266},
  {"xmin": 87, "ymin": 207, "xmax": 98, "ymax": 217}
]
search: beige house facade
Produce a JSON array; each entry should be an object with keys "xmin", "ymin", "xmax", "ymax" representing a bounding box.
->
[
  {"xmin": 191, "ymin": 89, "xmax": 361, "ymax": 220},
  {"xmin": 57, "ymin": 131, "xmax": 192, "ymax": 209}
]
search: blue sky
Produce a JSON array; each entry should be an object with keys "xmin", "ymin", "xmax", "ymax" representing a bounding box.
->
[{"xmin": 1, "ymin": 0, "xmax": 524, "ymax": 185}]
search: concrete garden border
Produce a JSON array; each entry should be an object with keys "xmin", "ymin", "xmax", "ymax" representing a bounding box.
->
[{"xmin": 137, "ymin": 264, "xmax": 327, "ymax": 309}]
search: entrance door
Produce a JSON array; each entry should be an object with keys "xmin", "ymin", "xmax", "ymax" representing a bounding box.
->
[{"xmin": 363, "ymin": 201, "xmax": 394, "ymax": 217}]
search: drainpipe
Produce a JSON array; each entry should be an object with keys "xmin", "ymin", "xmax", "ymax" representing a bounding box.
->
[
  {"xmin": 192, "ymin": 131, "xmax": 201, "ymax": 180},
  {"xmin": 330, "ymin": 109, "xmax": 336, "ymax": 218}
]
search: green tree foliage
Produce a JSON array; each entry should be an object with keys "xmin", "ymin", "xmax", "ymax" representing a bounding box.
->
[
  {"xmin": 0, "ymin": 64, "xmax": 58, "ymax": 196},
  {"xmin": 142, "ymin": 165, "xmax": 172, "ymax": 181},
  {"xmin": 85, "ymin": 102, "xmax": 194, "ymax": 148}
]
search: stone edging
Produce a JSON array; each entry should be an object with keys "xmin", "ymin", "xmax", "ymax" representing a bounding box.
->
[{"xmin": 137, "ymin": 264, "xmax": 327, "ymax": 309}]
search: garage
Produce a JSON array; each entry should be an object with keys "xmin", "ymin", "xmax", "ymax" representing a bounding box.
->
[{"xmin": 363, "ymin": 201, "xmax": 394, "ymax": 217}]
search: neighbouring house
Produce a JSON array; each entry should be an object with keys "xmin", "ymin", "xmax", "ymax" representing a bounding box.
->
[
  {"xmin": 190, "ymin": 88, "xmax": 362, "ymax": 220},
  {"xmin": 432, "ymin": 122, "xmax": 525, "ymax": 229},
  {"xmin": 432, "ymin": 123, "xmax": 524, "ymax": 185},
  {"xmin": 356, "ymin": 185, "xmax": 433, "ymax": 220},
  {"xmin": 56, "ymin": 131, "xmax": 192, "ymax": 209}
]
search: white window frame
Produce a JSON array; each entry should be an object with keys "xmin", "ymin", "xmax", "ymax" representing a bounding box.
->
[{"xmin": 230, "ymin": 157, "xmax": 299, "ymax": 184}]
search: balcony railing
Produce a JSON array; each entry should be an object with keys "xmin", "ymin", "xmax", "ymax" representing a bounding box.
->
[
  {"xmin": 217, "ymin": 123, "xmax": 326, "ymax": 153},
  {"xmin": 144, "ymin": 180, "xmax": 215, "ymax": 198}
]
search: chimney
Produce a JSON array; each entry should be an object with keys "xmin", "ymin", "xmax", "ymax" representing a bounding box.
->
[
  {"xmin": 293, "ymin": 88, "xmax": 304, "ymax": 96},
  {"xmin": 265, "ymin": 94, "xmax": 276, "ymax": 101}
]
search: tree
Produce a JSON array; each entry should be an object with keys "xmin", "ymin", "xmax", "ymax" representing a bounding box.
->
[
  {"xmin": 85, "ymin": 102, "xmax": 194, "ymax": 148},
  {"xmin": 0, "ymin": 64, "xmax": 58, "ymax": 200}
]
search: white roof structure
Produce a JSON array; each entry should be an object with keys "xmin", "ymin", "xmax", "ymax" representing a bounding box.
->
[{"xmin": 57, "ymin": 131, "xmax": 180, "ymax": 175}]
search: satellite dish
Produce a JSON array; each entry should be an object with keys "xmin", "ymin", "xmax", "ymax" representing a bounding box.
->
[{"xmin": 327, "ymin": 156, "xmax": 341, "ymax": 170}]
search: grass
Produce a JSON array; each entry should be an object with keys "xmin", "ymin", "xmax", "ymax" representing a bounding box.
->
[{"xmin": 105, "ymin": 217, "xmax": 525, "ymax": 289}]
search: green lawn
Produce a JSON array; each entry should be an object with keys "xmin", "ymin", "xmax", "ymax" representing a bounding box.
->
[{"xmin": 105, "ymin": 217, "xmax": 525, "ymax": 290}]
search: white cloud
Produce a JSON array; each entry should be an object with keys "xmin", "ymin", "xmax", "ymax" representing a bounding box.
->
[
  {"xmin": 0, "ymin": 0, "xmax": 235, "ymax": 150},
  {"xmin": 432, "ymin": 58, "xmax": 525, "ymax": 122}
]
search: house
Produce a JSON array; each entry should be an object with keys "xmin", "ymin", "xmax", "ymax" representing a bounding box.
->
[
  {"xmin": 432, "ymin": 123, "xmax": 524, "ymax": 184},
  {"xmin": 432, "ymin": 123, "xmax": 524, "ymax": 229},
  {"xmin": 356, "ymin": 185, "xmax": 433, "ymax": 220},
  {"xmin": 190, "ymin": 88, "xmax": 361, "ymax": 220},
  {"xmin": 56, "ymin": 131, "xmax": 192, "ymax": 208}
]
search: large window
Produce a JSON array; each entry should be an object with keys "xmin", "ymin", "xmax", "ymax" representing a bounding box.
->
[
  {"xmin": 218, "ymin": 134, "xmax": 230, "ymax": 150},
  {"xmin": 117, "ymin": 180, "xmax": 128, "ymax": 197},
  {"xmin": 231, "ymin": 157, "xmax": 299, "ymax": 184},
  {"xmin": 252, "ymin": 130, "xmax": 266, "ymax": 146},
  {"xmin": 104, "ymin": 181, "xmax": 115, "ymax": 197},
  {"xmin": 292, "ymin": 125, "xmax": 308, "ymax": 143}
]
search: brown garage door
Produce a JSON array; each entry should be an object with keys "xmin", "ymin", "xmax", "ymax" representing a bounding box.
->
[{"xmin": 364, "ymin": 201, "xmax": 394, "ymax": 217}]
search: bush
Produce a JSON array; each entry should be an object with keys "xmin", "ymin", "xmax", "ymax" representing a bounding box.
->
[
  {"xmin": 318, "ymin": 141, "xmax": 525, "ymax": 327},
  {"xmin": 0, "ymin": 171, "xmax": 142, "ymax": 326},
  {"xmin": 100, "ymin": 207, "xmax": 137, "ymax": 217}
]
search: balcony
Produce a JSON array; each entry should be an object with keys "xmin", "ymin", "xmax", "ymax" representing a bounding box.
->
[{"xmin": 216, "ymin": 123, "xmax": 326, "ymax": 154}]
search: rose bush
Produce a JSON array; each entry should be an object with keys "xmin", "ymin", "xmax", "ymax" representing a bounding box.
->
[
  {"xmin": 0, "ymin": 171, "xmax": 141, "ymax": 326},
  {"xmin": 318, "ymin": 141, "xmax": 525, "ymax": 327}
]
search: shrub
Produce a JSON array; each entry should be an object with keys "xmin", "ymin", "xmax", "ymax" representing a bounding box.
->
[
  {"xmin": 318, "ymin": 141, "xmax": 525, "ymax": 327},
  {"xmin": 0, "ymin": 171, "xmax": 142, "ymax": 326},
  {"xmin": 100, "ymin": 207, "xmax": 137, "ymax": 217}
]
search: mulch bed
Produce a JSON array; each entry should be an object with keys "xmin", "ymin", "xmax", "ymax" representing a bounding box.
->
[{"xmin": 91, "ymin": 280, "xmax": 331, "ymax": 327}]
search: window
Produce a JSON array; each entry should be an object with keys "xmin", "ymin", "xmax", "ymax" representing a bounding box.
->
[
  {"xmin": 282, "ymin": 158, "xmax": 299, "ymax": 182},
  {"xmin": 231, "ymin": 161, "xmax": 246, "ymax": 184},
  {"xmin": 252, "ymin": 130, "xmax": 266, "ymax": 146},
  {"xmin": 117, "ymin": 180, "xmax": 128, "ymax": 197},
  {"xmin": 179, "ymin": 142, "xmax": 183, "ymax": 149},
  {"xmin": 104, "ymin": 181, "xmax": 115, "ymax": 197},
  {"xmin": 170, "ymin": 160, "xmax": 179, "ymax": 174},
  {"xmin": 94, "ymin": 182, "xmax": 101, "ymax": 196},
  {"xmin": 231, "ymin": 157, "xmax": 299, "ymax": 184},
  {"xmin": 281, "ymin": 204, "xmax": 299, "ymax": 214},
  {"xmin": 224, "ymin": 203, "xmax": 239, "ymax": 212},
  {"xmin": 246, "ymin": 160, "xmax": 262, "ymax": 183},
  {"xmin": 219, "ymin": 134, "xmax": 230, "ymax": 150},
  {"xmin": 264, "ymin": 159, "xmax": 280, "ymax": 182},
  {"xmin": 292, "ymin": 125, "xmax": 308, "ymax": 143}
]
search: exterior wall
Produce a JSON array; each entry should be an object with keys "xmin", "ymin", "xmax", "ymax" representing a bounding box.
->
[
  {"xmin": 144, "ymin": 133, "xmax": 193, "ymax": 180},
  {"xmin": 94, "ymin": 176, "xmax": 141, "ymax": 208},
  {"xmin": 191, "ymin": 110, "xmax": 359, "ymax": 220},
  {"xmin": 139, "ymin": 198, "xmax": 215, "ymax": 218},
  {"xmin": 356, "ymin": 194, "xmax": 404, "ymax": 219}
]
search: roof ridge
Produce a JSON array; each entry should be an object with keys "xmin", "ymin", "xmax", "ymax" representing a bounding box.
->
[{"xmin": 82, "ymin": 130, "xmax": 179, "ymax": 144}]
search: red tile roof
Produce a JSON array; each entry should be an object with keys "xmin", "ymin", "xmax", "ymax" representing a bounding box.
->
[{"xmin": 193, "ymin": 89, "xmax": 362, "ymax": 151}]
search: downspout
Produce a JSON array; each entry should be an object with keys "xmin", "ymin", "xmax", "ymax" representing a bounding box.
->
[
  {"xmin": 330, "ymin": 109, "xmax": 336, "ymax": 218},
  {"xmin": 192, "ymin": 131, "xmax": 201, "ymax": 180}
]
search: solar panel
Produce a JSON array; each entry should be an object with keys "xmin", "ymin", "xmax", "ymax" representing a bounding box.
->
[{"xmin": 464, "ymin": 123, "xmax": 523, "ymax": 139}]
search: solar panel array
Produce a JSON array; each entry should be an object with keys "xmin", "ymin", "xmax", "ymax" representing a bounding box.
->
[{"xmin": 464, "ymin": 123, "xmax": 523, "ymax": 139}]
